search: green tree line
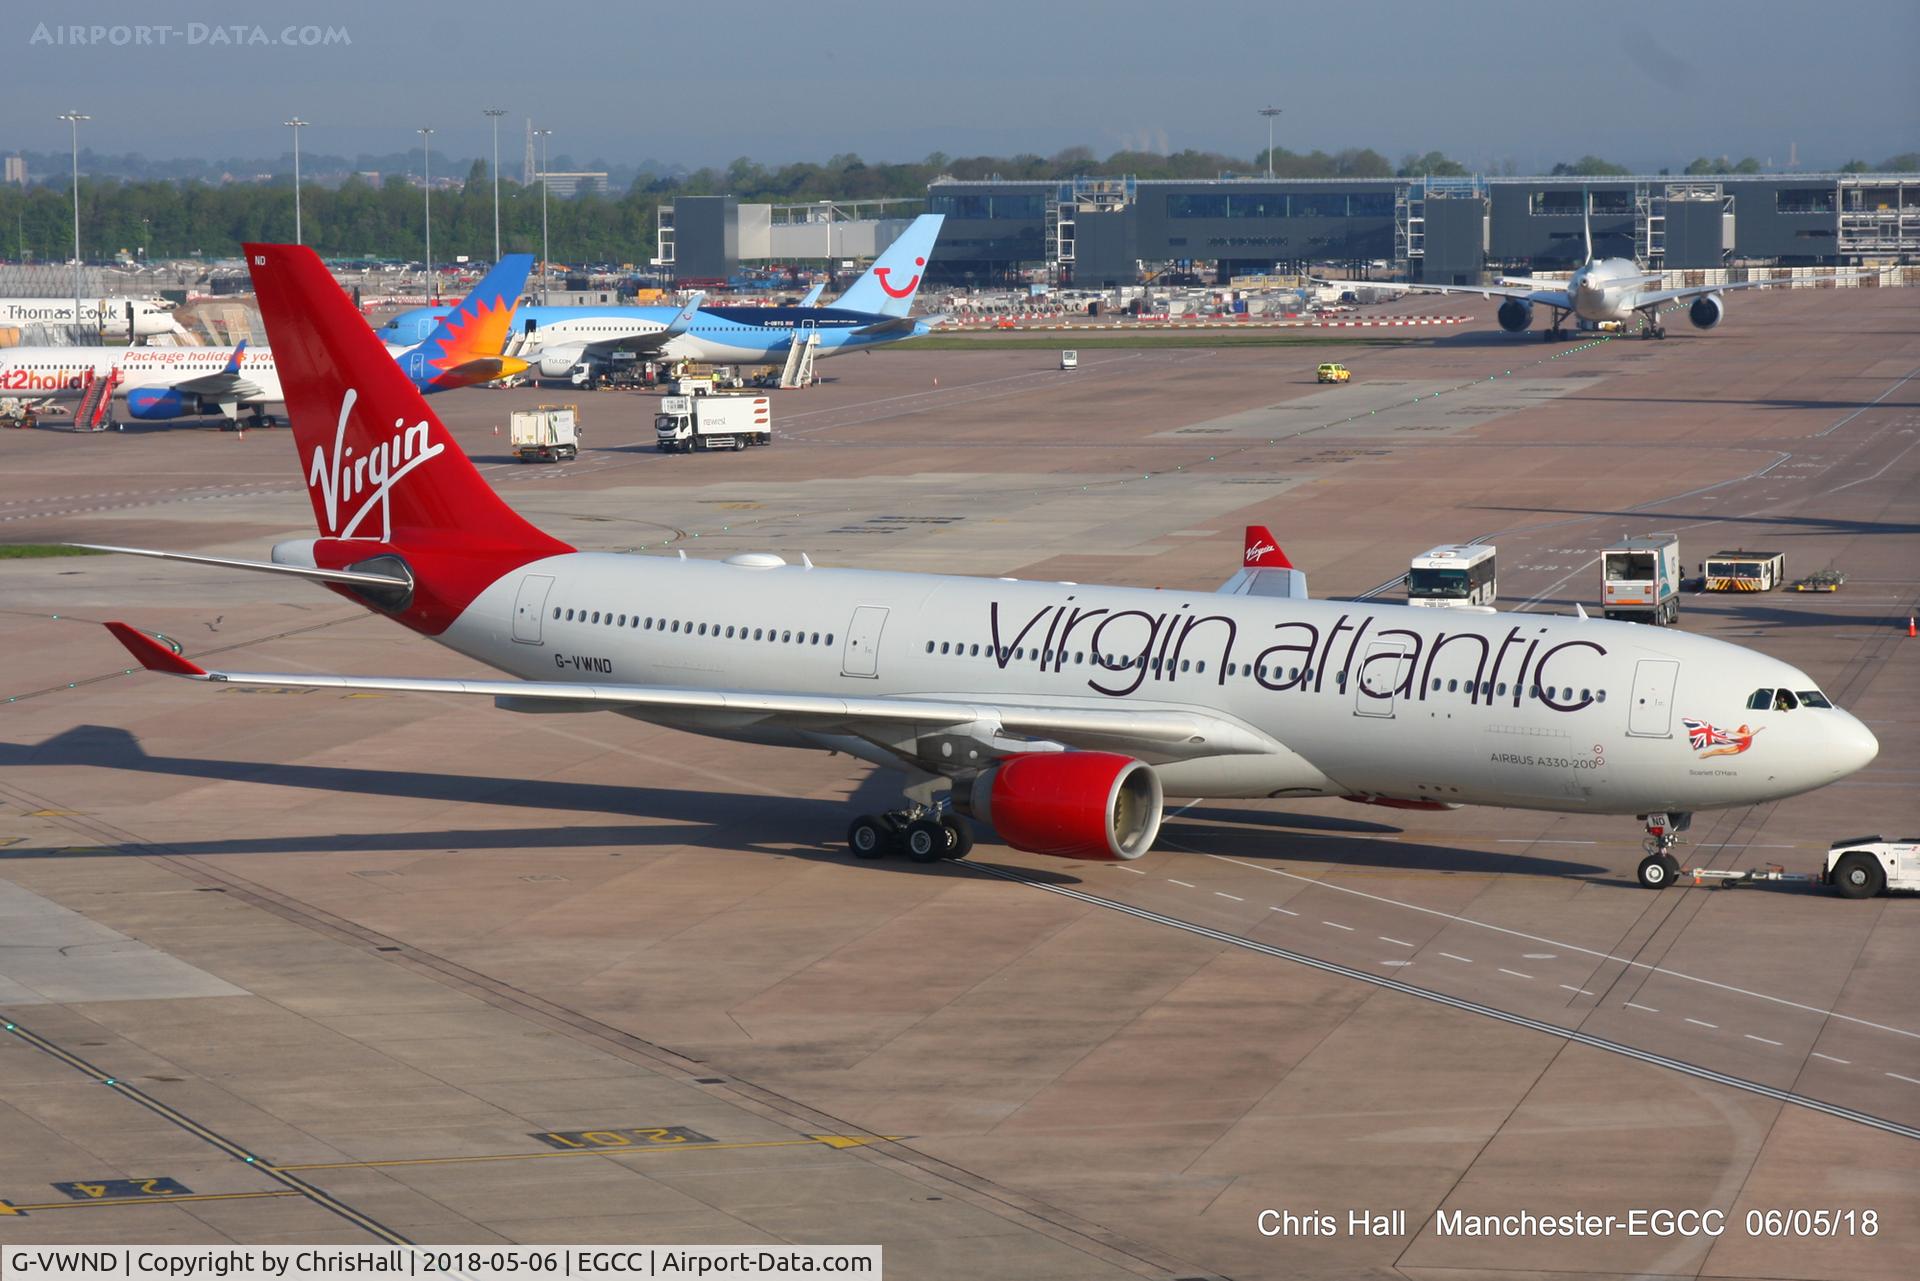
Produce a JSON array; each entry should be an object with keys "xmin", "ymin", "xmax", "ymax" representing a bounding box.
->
[{"xmin": 5, "ymin": 146, "xmax": 1913, "ymax": 265}]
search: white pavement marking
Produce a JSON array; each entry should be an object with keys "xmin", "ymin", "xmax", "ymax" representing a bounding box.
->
[
  {"xmin": 1323, "ymin": 921, "xmax": 1354, "ymax": 931},
  {"xmin": 1812, "ymin": 1053, "xmax": 1851, "ymax": 1065},
  {"xmin": 1560, "ymin": 985, "xmax": 1596, "ymax": 996},
  {"xmin": 1380, "ymin": 936, "xmax": 1414, "ymax": 948},
  {"xmin": 1114, "ymin": 866, "xmax": 1145, "ymax": 874},
  {"xmin": 1202, "ymin": 852, "xmax": 1920, "ymax": 1041},
  {"xmin": 1439, "ymin": 953, "xmax": 1473, "ymax": 964},
  {"xmin": 1626, "ymin": 1002, "xmax": 1660, "ymax": 1013},
  {"xmin": 1270, "ymin": 906, "xmax": 1298, "ymax": 916},
  {"xmin": 1745, "ymin": 1035, "xmax": 1784, "ymax": 1047},
  {"xmin": 1887, "ymin": 1072, "xmax": 1920, "ymax": 1086},
  {"xmin": 1166, "ymin": 879, "xmax": 1195, "ymax": 889},
  {"xmin": 1686, "ymin": 1018, "xmax": 1719, "ymax": 1029},
  {"xmin": 1215, "ymin": 892, "xmax": 1244, "ymax": 902},
  {"xmin": 1499, "ymin": 968, "xmax": 1533, "ymax": 980}
]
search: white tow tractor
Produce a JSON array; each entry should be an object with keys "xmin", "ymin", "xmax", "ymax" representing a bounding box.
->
[{"xmin": 1636, "ymin": 833, "xmax": 1918, "ymax": 898}]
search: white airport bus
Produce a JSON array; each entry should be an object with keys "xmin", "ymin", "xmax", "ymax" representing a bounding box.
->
[{"xmin": 1407, "ymin": 544, "xmax": 1498, "ymax": 608}]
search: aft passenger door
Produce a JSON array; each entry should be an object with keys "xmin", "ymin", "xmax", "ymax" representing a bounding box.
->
[
  {"xmin": 512, "ymin": 574, "xmax": 555, "ymax": 644},
  {"xmin": 1627, "ymin": 659, "xmax": 1679, "ymax": 737},
  {"xmin": 841, "ymin": 606, "xmax": 888, "ymax": 679},
  {"xmin": 1354, "ymin": 640, "xmax": 1411, "ymax": 718}
]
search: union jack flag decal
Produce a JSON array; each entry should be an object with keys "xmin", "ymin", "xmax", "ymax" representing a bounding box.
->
[{"xmin": 1683, "ymin": 718, "xmax": 1761, "ymax": 758}]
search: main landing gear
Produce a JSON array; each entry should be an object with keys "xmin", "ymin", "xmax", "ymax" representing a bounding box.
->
[
  {"xmin": 1639, "ymin": 324, "xmax": 1667, "ymax": 340},
  {"xmin": 847, "ymin": 806, "xmax": 975, "ymax": 864},
  {"xmin": 1636, "ymin": 811, "xmax": 1692, "ymax": 888}
]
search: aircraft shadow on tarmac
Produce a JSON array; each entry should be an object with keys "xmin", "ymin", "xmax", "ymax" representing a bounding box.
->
[
  {"xmin": 1469, "ymin": 503, "xmax": 1920, "ymax": 539},
  {"xmin": 1158, "ymin": 815, "xmax": 1608, "ymax": 878},
  {"xmin": 6, "ymin": 726, "xmax": 1608, "ymax": 882},
  {"xmin": 0, "ymin": 725, "xmax": 1080, "ymax": 882}
]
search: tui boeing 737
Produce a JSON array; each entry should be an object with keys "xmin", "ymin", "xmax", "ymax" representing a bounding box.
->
[{"xmin": 90, "ymin": 243, "xmax": 1876, "ymax": 887}]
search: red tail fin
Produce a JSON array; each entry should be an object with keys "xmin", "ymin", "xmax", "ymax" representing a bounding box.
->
[
  {"xmin": 1243, "ymin": 525, "xmax": 1292, "ymax": 568},
  {"xmin": 244, "ymin": 243, "xmax": 567, "ymax": 556}
]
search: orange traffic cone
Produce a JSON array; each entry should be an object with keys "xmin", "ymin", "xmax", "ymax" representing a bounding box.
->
[{"xmin": 1908, "ymin": 613, "xmax": 1916, "ymax": 638}]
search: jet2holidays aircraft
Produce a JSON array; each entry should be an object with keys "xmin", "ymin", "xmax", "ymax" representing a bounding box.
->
[
  {"xmin": 375, "ymin": 214, "xmax": 946, "ymax": 383},
  {"xmin": 0, "ymin": 255, "xmax": 534, "ymax": 427},
  {"xmin": 91, "ymin": 243, "xmax": 1875, "ymax": 887}
]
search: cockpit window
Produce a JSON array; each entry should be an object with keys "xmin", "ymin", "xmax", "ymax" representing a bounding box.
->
[
  {"xmin": 1747, "ymin": 689, "xmax": 1773, "ymax": 710},
  {"xmin": 1772, "ymin": 689, "xmax": 1799, "ymax": 712},
  {"xmin": 1798, "ymin": 690, "xmax": 1833, "ymax": 709}
]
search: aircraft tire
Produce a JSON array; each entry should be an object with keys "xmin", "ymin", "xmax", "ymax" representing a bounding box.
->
[
  {"xmin": 848, "ymin": 816, "xmax": 891, "ymax": 859},
  {"xmin": 903, "ymin": 820, "xmax": 946, "ymax": 864},
  {"xmin": 939, "ymin": 815, "xmax": 974, "ymax": 861},
  {"xmin": 1637, "ymin": 853, "xmax": 1678, "ymax": 889},
  {"xmin": 1831, "ymin": 852, "xmax": 1884, "ymax": 900}
]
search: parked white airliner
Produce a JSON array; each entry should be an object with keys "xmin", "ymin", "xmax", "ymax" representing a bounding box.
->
[
  {"xmin": 1329, "ymin": 195, "xmax": 1831, "ymax": 341},
  {"xmin": 94, "ymin": 243, "xmax": 1877, "ymax": 886}
]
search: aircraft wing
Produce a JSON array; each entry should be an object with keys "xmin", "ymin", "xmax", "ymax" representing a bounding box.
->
[
  {"xmin": 165, "ymin": 339, "xmax": 272, "ymax": 402},
  {"xmin": 851, "ymin": 314, "xmax": 939, "ymax": 337},
  {"xmin": 1628, "ymin": 276, "xmax": 1833, "ymax": 309},
  {"xmin": 104, "ymin": 621, "xmax": 1278, "ymax": 764},
  {"xmin": 1315, "ymin": 278, "xmax": 1573, "ymax": 308}
]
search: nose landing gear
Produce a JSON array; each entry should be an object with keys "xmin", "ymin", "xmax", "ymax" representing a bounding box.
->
[{"xmin": 1636, "ymin": 811, "xmax": 1692, "ymax": 888}]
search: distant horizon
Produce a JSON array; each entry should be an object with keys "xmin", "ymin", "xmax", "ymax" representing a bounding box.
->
[{"xmin": 10, "ymin": 0, "xmax": 1913, "ymax": 180}]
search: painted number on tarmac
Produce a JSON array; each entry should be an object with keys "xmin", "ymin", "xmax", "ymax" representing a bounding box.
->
[
  {"xmin": 531, "ymin": 1126, "xmax": 715, "ymax": 1150},
  {"xmin": 54, "ymin": 1177, "xmax": 191, "ymax": 1200}
]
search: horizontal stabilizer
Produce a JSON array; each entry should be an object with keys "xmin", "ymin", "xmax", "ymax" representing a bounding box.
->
[{"xmin": 70, "ymin": 543, "xmax": 413, "ymax": 590}]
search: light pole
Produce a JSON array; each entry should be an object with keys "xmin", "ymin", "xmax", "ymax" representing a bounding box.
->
[
  {"xmin": 284, "ymin": 117, "xmax": 308, "ymax": 244},
  {"xmin": 534, "ymin": 127, "xmax": 552, "ymax": 303},
  {"xmin": 1258, "ymin": 106, "xmax": 1282, "ymax": 180},
  {"xmin": 57, "ymin": 111, "xmax": 89, "ymax": 341},
  {"xmin": 417, "ymin": 127, "xmax": 434, "ymax": 302},
  {"xmin": 484, "ymin": 108, "xmax": 507, "ymax": 263}
]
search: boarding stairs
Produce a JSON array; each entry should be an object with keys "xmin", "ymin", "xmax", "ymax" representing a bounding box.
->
[
  {"xmin": 73, "ymin": 368, "xmax": 120, "ymax": 431},
  {"xmin": 779, "ymin": 330, "xmax": 819, "ymax": 389}
]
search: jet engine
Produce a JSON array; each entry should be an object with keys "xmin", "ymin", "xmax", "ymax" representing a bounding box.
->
[
  {"xmin": 957, "ymin": 751, "xmax": 1163, "ymax": 861},
  {"xmin": 534, "ymin": 344, "xmax": 591, "ymax": 380},
  {"xmin": 1688, "ymin": 295, "xmax": 1724, "ymax": 330},
  {"xmin": 123, "ymin": 388, "xmax": 194, "ymax": 419},
  {"xmin": 1497, "ymin": 299, "xmax": 1533, "ymax": 333}
]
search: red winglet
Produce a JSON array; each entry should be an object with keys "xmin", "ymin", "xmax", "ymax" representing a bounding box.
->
[
  {"xmin": 1242, "ymin": 525, "xmax": 1293, "ymax": 569},
  {"xmin": 104, "ymin": 622, "xmax": 207, "ymax": 677}
]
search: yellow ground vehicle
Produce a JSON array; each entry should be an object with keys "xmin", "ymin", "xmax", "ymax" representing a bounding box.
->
[{"xmin": 1316, "ymin": 362, "xmax": 1352, "ymax": 384}]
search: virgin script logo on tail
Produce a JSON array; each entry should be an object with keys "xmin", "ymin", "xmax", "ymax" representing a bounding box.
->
[
  {"xmin": 874, "ymin": 256, "xmax": 926, "ymax": 299},
  {"xmin": 1245, "ymin": 540, "xmax": 1277, "ymax": 564},
  {"xmin": 307, "ymin": 388, "xmax": 445, "ymax": 541}
]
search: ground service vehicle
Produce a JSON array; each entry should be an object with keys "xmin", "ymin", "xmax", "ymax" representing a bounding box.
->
[
  {"xmin": 1601, "ymin": 534, "xmax": 1681, "ymax": 624},
  {"xmin": 1791, "ymin": 568, "xmax": 1847, "ymax": 592},
  {"xmin": 1703, "ymin": 550, "xmax": 1785, "ymax": 592},
  {"xmin": 509, "ymin": 406, "xmax": 579, "ymax": 463},
  {"xmin": 1407, "ymin": 544, "xmax": 1497, "ymax": 608},
  {"xmin": 1825, "ymin": 837, "xmax": 1920, "ymax": 898},
  {"xmin": 1317, "ymin": 362, "xmax": 1351, "ymax": 384},
  {"xmin": 655, "ymin": 394, "xmax": 771, "ymax": 453},
  {"xmin": 1060, "ymin": 350, "xmax": 1078, "ymax": 370}
]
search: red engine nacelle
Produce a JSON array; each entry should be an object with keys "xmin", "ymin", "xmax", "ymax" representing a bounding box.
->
[{"xmin": 960, "ymin": 752, "xmax": 1163, "ymax": 861}]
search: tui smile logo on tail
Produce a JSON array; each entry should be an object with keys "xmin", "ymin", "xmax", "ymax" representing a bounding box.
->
[{"xmin": 874, "ymin": 256, "xmax": 926, "ymax": 299}]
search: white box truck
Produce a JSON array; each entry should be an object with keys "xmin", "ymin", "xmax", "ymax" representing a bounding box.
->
[
  {"xmin": 1601, "ymin": 533, "xmax": 1681, "ymax": 624},
  {"xmin": 655, "ymin": 395, "xmax": 771, "ymax": 453},
  {"xmin": 509, "ymin": 405, "xmax": 579, "ymax": 463}
]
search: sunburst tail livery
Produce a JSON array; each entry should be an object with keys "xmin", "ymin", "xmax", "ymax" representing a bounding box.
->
[{"xmin": 393, "ymin": 253, "xmax": 535, "ymax": 392}]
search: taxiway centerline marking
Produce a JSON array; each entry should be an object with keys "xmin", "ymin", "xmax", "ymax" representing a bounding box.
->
[
  {"xmin": 273, "ymin": 1134, "xmax": 892, "ymax": 1172},
  {"xmin": 1201, "ymin": 852, "xmax": 1920, "ymax": 1040}
]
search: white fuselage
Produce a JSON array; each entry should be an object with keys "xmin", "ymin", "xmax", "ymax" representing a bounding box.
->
[
  {"xmin": 0, "ymin": 344, "xmax": 422, "ymax": 406},
  {"xmin": 0, "ymin": 296, "xmax": 177, "ymax": 338},
  {"xmin": 400, "ymin": 552, "xmax": 1876, "ymax": 815},
  {"xmin": 1564, "ymin": 257, "xmax": 1656, "ymax": 323}
]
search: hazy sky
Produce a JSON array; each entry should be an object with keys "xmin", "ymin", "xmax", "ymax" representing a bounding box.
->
[{"xmin": 13, "ymin": 0, "xmax": 1918, "ymax": 173}]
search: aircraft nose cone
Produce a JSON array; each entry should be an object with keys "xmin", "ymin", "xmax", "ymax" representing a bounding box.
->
[{"xmin": 1832, "ymin": 714, "xmax": 1879, "ymax": 777}]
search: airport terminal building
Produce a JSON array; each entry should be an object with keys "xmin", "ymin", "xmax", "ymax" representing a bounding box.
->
[{"xmin": 924, "ymin": 174, "xmax": 1919, "ymax": 286}]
